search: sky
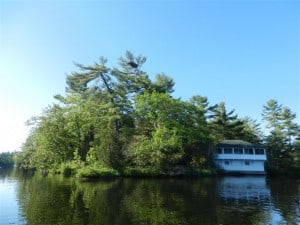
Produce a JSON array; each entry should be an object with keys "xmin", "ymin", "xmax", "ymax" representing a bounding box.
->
[{"xmin": 0, "ymin": 0, "xmax": 299, "ymax": 153}]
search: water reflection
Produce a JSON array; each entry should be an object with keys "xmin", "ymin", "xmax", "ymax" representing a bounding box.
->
[
  {"xmin": 0, "ymin": 170, "xmax": 299, "ymax": 225},
  {"xmin": 218, "ymin": 176, "xmax": 271, "ymax": 202},
  {"xmin": 217, "ymin": 177, "xmax": 270, "ymax": 225},
  {"xmin": 217, "ymin": 176, "xmax": 300, "ymax": 225},
  {"xmin": 267, "ymin": 178, "xmax": 300, "ymax": 225}
]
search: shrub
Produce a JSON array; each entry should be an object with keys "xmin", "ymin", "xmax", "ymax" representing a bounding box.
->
[
  {"xmin": 76, "ymin": 165, "xmax": 119, "ymax": 179},
  {"xmin": 123, "ymin": 166, "xmax": 164, "ymax": 177}
]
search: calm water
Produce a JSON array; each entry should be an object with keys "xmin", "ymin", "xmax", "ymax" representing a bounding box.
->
[{"xmin": 0, "ymin": 169, "xmax": 299, "ymax": 225}]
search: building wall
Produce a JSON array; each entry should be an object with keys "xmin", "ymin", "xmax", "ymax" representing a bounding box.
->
[
  {"xmin": 215, "ymin": 154, "xmax": 267, "ymax": 161},
  {"xmin": 215, "ymin": 159, "xmax": 265, "ymax": 173}
]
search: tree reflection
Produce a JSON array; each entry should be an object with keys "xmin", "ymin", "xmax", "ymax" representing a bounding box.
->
[
  {"xmin": 13, "ymin": 171, "xmax": 299, "ymax": 225},
  {"xmin": 267, "ymin": 178, "xmax": 300, "ymax": 225}
]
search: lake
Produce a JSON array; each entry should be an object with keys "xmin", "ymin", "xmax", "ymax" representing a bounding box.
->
[{"xmin": 0, "ymin": 169, "xmax": 299, "ymax": 225}]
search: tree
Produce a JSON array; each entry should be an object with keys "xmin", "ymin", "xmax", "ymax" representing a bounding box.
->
[
  {"xmin": 238, "ymin": 117, "xmax": 262, "ymax": 144},
  {"xmin": 18, "ymin": 52, "xmax": 150, "ymax": 172},
  {"xmin": 63, "ymin": 52, "xmax": 151, "ymax": 170},
  {"xmin": 24, "ymin": 105, "xmax": 76, "ymax": 171},
  {"xmin": 128, "ymin": 92, "xmax": 184, "ymax": 169},
  {"xmin": 262, "ymin": 99, "xmax": 282, "ymax": 132},
  {"xmin": 152, "ymin": 73, "xmax": 175, "ymax": 93},
  {"xmin": 127, "ymin": 91, "xmax": 213, "ymax": 171},
  {"xmin": 262, "ymin": 99, "xmax": 300, "ymax": 173},
  {"xmin": 189, "ymin": 95, "xmax": 216, "ymax": 119},
  {"xmin": 262, "ymin": 99, "xmax": 299, "ymax": 150},
  {"xmin": 208, "ymin": 102, "xmax": 244, "ymax": 141},
  {"xmin": 280, "ymin": 107, "xmax": 299, "ymax": 149}
]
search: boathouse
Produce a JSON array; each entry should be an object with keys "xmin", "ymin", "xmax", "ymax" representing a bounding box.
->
[{"xmin": 214, "ymin": 140, "xmax": 267, "ymax": 174}]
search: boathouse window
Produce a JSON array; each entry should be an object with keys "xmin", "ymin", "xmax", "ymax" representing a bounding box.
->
[
  {"xmin": 255, "ymin": 148, "xmax": 265, "ymax": 155},
  {"xmin": 244, "ymin": 148, "xmax": 254, "ymax": 154},
  {"xmin": 217, "ymin": 148, "xmax": 223, "ymax": 154},
  {"xmin": 234, "ymin": 148, "xmax": 243, "ymax": 154},
  {"xmin": 245, "ymin": 161, "xmax": 250, "ymax": 165},
  {"xmin": 224, "ymin": 148, "xmax": 233, "ymax": 154},
  {"xmin": 224, "ymin": 161, "xmax": 230, "ymax": 165}
]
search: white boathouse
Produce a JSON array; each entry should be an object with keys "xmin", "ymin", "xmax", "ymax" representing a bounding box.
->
[{"xmin": 214, "ymin": 140, "xmax": 267, "ymax": 174}]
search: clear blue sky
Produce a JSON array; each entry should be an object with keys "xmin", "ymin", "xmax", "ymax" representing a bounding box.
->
[{"xmin": 0, "ymin": 0, "xmax": 299, "ymax": 152}]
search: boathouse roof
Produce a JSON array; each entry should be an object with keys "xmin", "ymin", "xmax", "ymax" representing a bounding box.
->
[{"xmin": 216, "ymin": 140, "xmax": 263, "ymax": 148}]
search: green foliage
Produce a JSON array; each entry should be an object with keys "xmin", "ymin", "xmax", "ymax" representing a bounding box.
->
[
  {"xmin": 262, "ymin": 99, "xmax": 300, "ymax": 175},
  {"xmin": 128, "ymin": 126, "xmax": 184, "ymax": 169},
  {"xmin": 123, "ymin": 166, "xmax": 163, "ymax": 177},
  {"xmin": 60, "ymin": 164, "xmax": 76, "ymax": 176},
  {"xmin": 238, "ymin": 117, "xmax": 262, "ymax": 145},
  {"xmin": 209, "ymin": 102, "xmax": 243, "ymax": 141},
  {"xmin": 262, "ymin": 99, "xmax": 282, "ymax": 130},
  {"xmin": 56, "ymin": 161, "xmax": 80, "ymax": 176},
  {"xmin": 76, "ymin": 164, "xmax": 119, "ymax": 178},
  {"xmin": 152, "ymin": 73, "xmax": 175, "ymax": 93}
]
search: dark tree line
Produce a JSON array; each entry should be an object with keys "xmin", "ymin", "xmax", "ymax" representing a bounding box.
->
[
  {"xmin": 0, "ymin": 152, "xmax": 15, "ymax": 168},
  {"xmin": 14, "ymin": 52, "xmax": 300, "ymax": 176}
]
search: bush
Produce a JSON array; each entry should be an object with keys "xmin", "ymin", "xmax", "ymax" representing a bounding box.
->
[
  {"xmin": 52, "ymin": 162, "xmax": 79, "ymax": 176},
  {"xmin": 61, "ymin": 163, "xmax": 77, "ymax": 176},
  {"xmin": 76, "ymin": 165, "xmax": 119, "ymax": 179},
  {"xmin": 123, "ymin": 166, "xmax": 163, "ymax": 177}
]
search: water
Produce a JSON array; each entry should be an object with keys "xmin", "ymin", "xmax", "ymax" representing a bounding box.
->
[{"xmin": 0, "ymin": 169, "xmax": 299, "ymax": 225}]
